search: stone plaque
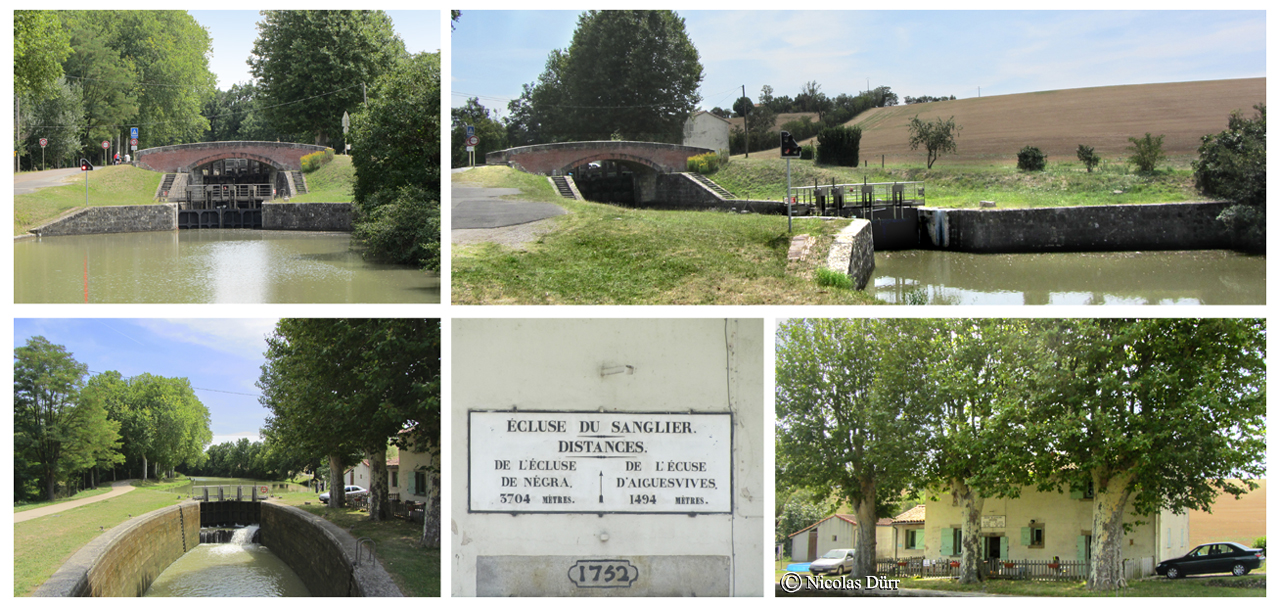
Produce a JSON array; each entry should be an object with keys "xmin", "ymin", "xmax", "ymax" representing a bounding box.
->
[
  {"xmin": 469, "ymin": 411, "xmax": 732, "ymax": 514},
  {"xmin": 981, "ymin": 515, "xmax": 1006, "ymax": 529},
  {"xmin": 476, "ymin": 555, "xmax": 730, "ymax": 596}
]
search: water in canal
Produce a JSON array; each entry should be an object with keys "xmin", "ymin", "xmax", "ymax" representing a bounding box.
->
[
  {"xmin": 14, "ymin": 230, "xmax": 440, "ymax": 303},
  {"xmin": 870, "ymin": 249, "xmax": 1265, "ymax": 305},
  {"xmin": 144, "ymin": 526, "xmax": 310, "ymax": 597}
]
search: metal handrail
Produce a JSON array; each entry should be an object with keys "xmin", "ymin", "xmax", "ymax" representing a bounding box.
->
[{"xmin": 354, "ymin": 537, "xmax": 377, "ymax": 569}]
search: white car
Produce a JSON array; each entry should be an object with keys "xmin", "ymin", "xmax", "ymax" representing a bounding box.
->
[
  {"xmin": 319, "ymin": 485, "xmax": 367, "ymax": 504},
  {"xmin": 809, "ymin": 548, "xmax": 856, "ymax": 576}
]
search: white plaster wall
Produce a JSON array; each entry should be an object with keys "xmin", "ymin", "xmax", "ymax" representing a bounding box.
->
[
  {"xmin": 451, "ymin": 319, "xmax": 763, "ymax": 596},
  {"xmin": 683, "ymin": 113, "xmax": 730, "ymax": 153}
]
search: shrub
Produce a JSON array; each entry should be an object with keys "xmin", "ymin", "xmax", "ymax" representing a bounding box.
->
[
  {"xmin": 800, "ymin": 144, "xmax": 815, "ymax": 161},
  {"xmin": 1076, "ymin": 144, "xmax": 1100, "ymax": 172},
  {"xmin": 1253, "ymin": 536, "xmax": 1265, "ymax": 551},
  {"xmin": 1016, "ymin": 146, "xmax": 1047, "ymax": 171},
  {"xmin": 686, "ymin": 151, "xmax": 726, "ymax": 174},
  {"xmin": 1193, "ymin": 104, "xmax": 1265, "ymax": 206},
  {"xmin": 300, "ymin": 148, "xmax": 335, "ymax": 173},
  {"xmin": 1217, "ymin": 204, "xmax": 1265, "ymax": 254},
  {"xmin": 1126, "ymin": 133, "xmax": 1166, "ymax": 173},
  {"xmin": 815, "ymin": 267, "xmax": 853, "ymax": 289},
  {"xmin": 353, "ymin": 185, "xmax": 441, "ymax": 270},
  {"xmin": 816, "ymin": 126, "xmax": 862, "ymax": 167}
]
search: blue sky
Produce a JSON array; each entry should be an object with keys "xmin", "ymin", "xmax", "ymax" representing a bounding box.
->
[
  {"xmin": 189, "ymin": 10, "xmax": 442, "ymax": 90},
  {"xmin": 450, "ymin": 10, "xmax": 1266, "ymax": 117},
  {"xmin": 14, "ymin": 318, "xmax": 280, "ymax": 446}
]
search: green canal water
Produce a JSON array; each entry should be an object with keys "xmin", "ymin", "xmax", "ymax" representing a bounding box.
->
[
  {"xmin": 144, "ymin": 526, "xmax": 310, "ymax": 597},
  {"xmin": 14, "ymin": 230, "xmax": 440, "ymax": 303},
  {"xmin": 870, "ymin": 249, "xmax": 1265, "ymax": 305}
]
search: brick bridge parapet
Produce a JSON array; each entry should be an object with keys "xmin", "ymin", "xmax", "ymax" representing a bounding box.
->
[
  {"xmin": 135, "ymin": 141, "xmax": 330, "ymax": 173},
  {"xmin": 486, "ymin": 141, "xmax": 713, "ymax": 175}
]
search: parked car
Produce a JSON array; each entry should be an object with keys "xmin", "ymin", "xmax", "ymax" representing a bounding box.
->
[
  {"xmin": 319, "ymin": 485, "xmax": 367, "ymax": 504},
  {"xmin": 1155, "ymin": 541, "xmax": 1265, "ymax": 578},
  {"xmin": 809, "ymin": 548, "xmax": 856, "ymax": 576}
]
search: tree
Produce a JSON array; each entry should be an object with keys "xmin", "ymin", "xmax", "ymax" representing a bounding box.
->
[
  {"xmin": 122, "ymin": 373, "xmax": 211, "ymax": 480},
  {"xmin": 1193, "ymin": 104, "xmax": 1265, "ymax": 253},
  {"xmin": 816, "ymin": 126, "xmax": 862, "ymax": 167},
  {"xmin": 1022, "ymin": 319, "xmax": 1266, "ymax": 591},
  {"xmin": 259, "ymin": 319, "xmax": 441, "ymax": 525},
  {"xmin": 18, "ymin": 78, "xmax": 83, "ymax": 170},
  {"xmin": 907, "ymin": 115, "xmax": 960, "ymax": 169},
  {"xmin": 203, "ymin": 83, "xmax": 280, "ymax": 143},
  {"xmin": 921, "ymin": 320, "xmax": 1038, "ymax": 584},
  {"xmin": 14, "ymin": 336, "xmax": 89, "ymax": 501},
  {"xmin": 61, "ymin": 25, "xmax": 138, "ymax": 158},
  {"xmin": 1077, "ymin": 144, "xmax": 1100, "ymax": 172},
  {"xmin": 776, "ymin": 319, "xmax": 935, "ymax": 578},
  {"xmin": 451, "ymin": 97, "xmax": 507, "ymax": 168},
  {"xmin": 250, "ymin": 10, "xmax": 408, "ymax": 149},
  {"xmin": 732, "ymin": 96, "xmax": 753, "ymax": 119},
  {"xmin": 14, "ymin": 11, "xmax": 72, "ymax": 100},
  {"xmin": 1126, "ymin": 132, "xmax": 1165, "ymax": 173},
  {"xmin": 511, "ymin": 11, "xmax": 703, "ymax": 143},
  {"xmin": 59, "ymin": 391, "xmax": 124, "ymax": 491},
  {"xmin": 349, "ymin": 52, "xmax": 441, "ymax": 270},
  {"xmin": 776, "ymin": 488, "xmax": 838, "ymax": 550}
]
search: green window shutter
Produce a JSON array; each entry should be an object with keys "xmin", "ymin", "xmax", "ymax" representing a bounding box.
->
[
  {"xmin": 1077, "ymin": 535, "xmax": 1088, "ymax": 561},
  {"xmin": 941, "ymin": 528, "xmax": 954, "ymax": 556},
  {"xmin": 1069, "ymin": 488, "xmax": 1083, "ymax": 500},
  {"xmin": 1020, "ymin": 527, "xmax": 1031, "ymax": 546},
  {"xmin": 1000, "ymin": 536, "xmax": 1009, "ymax": 558}
]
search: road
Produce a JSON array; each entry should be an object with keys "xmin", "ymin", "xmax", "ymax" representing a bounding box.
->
[
  {"xmin": 14, "ymin": 479, "xmax": 137, "ymax": 524},
  {"xmin": 451, "ymin": 183, "xmax": 569, "ymax": 248},
  {"xmin": 14, "ymin": 167, "xmax": 84, "ymax": 196}
]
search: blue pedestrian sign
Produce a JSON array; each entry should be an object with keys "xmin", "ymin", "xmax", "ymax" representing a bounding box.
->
[
  {"xmin": 131, "ymin": 127, "xmax": 139, "ymax": 139},
  {"xmin": 466, "ymin": 125, "xmax": 475, "ymax": 138}
]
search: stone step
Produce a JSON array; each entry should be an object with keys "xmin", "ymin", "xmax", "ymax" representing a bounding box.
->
[
  {"xmin": 549, "ymin": 176, "xmax": 577, "ymax": 199},
  {"xmin": 688, "ymin": 173, "xmax": 735, "ymax": 199}
]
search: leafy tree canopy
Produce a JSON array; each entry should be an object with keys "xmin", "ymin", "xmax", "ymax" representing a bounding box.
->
[{"xmin": 14, "ymin": 10, "xmax": 71, "ymax": 100}]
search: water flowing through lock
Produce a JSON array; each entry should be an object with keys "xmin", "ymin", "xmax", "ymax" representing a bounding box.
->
[{"xmin": 144, "ymin": 524, "xmax": 311, "ymax": 597}]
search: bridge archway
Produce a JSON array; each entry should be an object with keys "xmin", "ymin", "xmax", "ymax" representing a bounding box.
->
[{"xmin": 562, "ymin": 153, "xmax": 666, "ymax": 205}]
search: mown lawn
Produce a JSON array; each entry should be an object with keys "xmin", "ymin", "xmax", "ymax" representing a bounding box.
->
[
  {"xmin": 13, "ymin": 488, "xmax": 187, "ymax": 596},
  {"xmin": 452, "ymin": 166, "xmax": 880, "ymax": 305},
  {"xmin": 14, "ymin": 165, "xmax": 163, "ymax": 234},
  {"xmin": 275, "ymin": 491, "xmax": 440, "ymax": 596},
  {"xmin": 14, "ymin": 486, "xmax": 113, "ymax": 512},
  {"xmin": 287, "ymin": 154, "xmax": 355, "ymax": 202},
  {"xmin": 712, "ymin": 156, "xmax": 1204, "ymax": 209}
]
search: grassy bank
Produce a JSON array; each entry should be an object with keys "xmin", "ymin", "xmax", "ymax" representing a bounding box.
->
[
  {"xmin": 453, "ymin": 166, "xmax": 880, "ymax": 305},
  {"xmin": 13, "ymin": 487, "xmax": 186, "ymax": 596},
  {"xmin": 712, "ymin": 156, "xmax": 1204, "ymax": 209},
  {"xmin": 275, "ymin": 491, "xmax": 440, "ymax": 596},
  {"xmin": 15, "ymin": 165, "xmax": 162, "ymax": 234},
  {"xmin": 14, "ymin": 486, "xmax": 113, "ymax": 512},
  {"xmin": 288, "ymin": 154, "xmax": 355, "ymax": 202}
]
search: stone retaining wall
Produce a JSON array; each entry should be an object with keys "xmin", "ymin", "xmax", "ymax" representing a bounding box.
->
[
  {"xmin": 922, "ymin": 201, "xmax": 1235, "ymax": 252},
  {"xmin": 826, "ymin": 219, "xmax": 876, "ymax": 289},
  {"xmin": 31, "ymin": 204, "xmax": 178, "ymax": 237},
  {"xmin": 261, "ymin": 202, "xmax": 354, "ymax": 231},
  {"xmin": 33, "ymin": 503, "xmax": 201, "ymax": 597},
  {"xmin": 259, "ymin": 502, "xmax": 402, "ymax": 597}
]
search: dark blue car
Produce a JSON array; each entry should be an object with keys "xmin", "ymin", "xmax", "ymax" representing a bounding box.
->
[{"xmin": 1155, "ymin": 542, "xmax": 1264, "ymax": 578}]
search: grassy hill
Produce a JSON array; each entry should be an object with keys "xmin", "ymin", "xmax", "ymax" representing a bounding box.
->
[{"xmin": 788, "ymin": 78, "xmax": 1264, "ymax": 166}]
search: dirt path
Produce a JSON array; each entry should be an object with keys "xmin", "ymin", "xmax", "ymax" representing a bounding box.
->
[{"xmin": 14, "ymin": 480, "xmax": 136, "ymax": 524}]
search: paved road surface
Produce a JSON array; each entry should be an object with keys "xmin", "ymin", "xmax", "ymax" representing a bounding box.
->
[
  {"xmin": 14, "ymin": 167, "xmax": 84, "ymax": 196},
  {"xmin": 452, "ymin": 186, "xmax": 567, "ymax": 229},
  {"xmin": 14, "ymin": 479, "xmax": 137, "ymax": 524}
]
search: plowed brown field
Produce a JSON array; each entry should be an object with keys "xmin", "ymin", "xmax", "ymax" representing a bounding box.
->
[
  {"xmin": 1189, "ymin": 479, "xmax": 1266, "ymax": 547},
  {"xmin": 833, "ymin": 78, "xmax": 1264, "ymax": 165}
]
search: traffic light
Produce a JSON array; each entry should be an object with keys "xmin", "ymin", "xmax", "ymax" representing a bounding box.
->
[
  {"xmin": 80, "ymin": 158, "xmax": 94, "ymax": 171},
  {"xmin": 780, "ymin": 131, "xmax": 802, "ymax": 158}
]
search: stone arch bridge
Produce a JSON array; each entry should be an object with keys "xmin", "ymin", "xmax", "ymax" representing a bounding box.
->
[{"xmin": 485, "ymin": 141, "xmax": 714, "ymax": 204}]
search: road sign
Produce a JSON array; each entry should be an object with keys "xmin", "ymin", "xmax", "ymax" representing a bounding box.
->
[
  {"xmin": 102, "ymin": 141, "xmax": 110, "ymax": 150},
  {"xmin": 466, "ymin": 125, "xmax": 476, "ymax": 137},
  {"xmin": 39, "ymin": 138, "xmax": 48, "ymax": 148},
  {"xmin": 466, "ymin": 135, "xmax": 480, "ymax": 146},
  {"xmin": 130, "ymin": 127, "xmax": 138, "ymax": 139},
  {"xmin": 80, "ymin": 158, "xmax": 93, "ymax": 171},
  {"xmin": 131, "ymin": 138, "xmax": 138, "ymax": 146}
]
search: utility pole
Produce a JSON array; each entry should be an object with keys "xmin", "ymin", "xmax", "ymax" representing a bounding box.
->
[{"xmin": 742, "ymin": 85, "xmax": 748, "ymax": 159}]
